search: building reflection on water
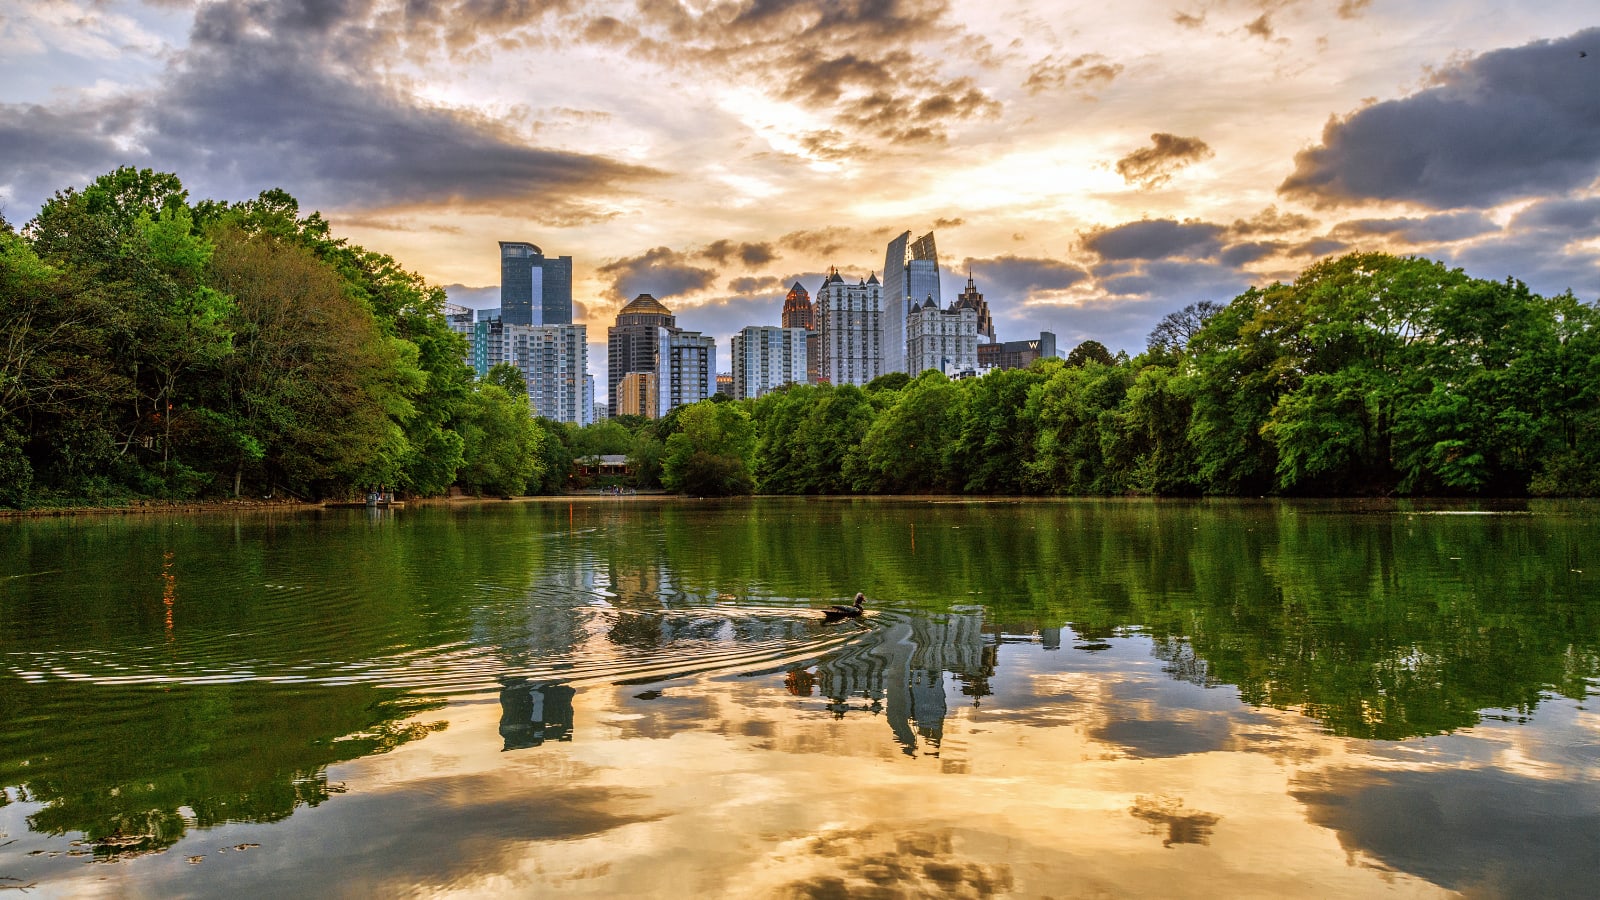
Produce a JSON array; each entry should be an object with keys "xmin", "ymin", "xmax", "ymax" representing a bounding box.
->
[
  {"xmin": 498, "ymin": 680, "xmax": 576, "ymax": 750},
  {"xmin": 789, "ymin": 611, "xmax": 995, "ymax": 759}
]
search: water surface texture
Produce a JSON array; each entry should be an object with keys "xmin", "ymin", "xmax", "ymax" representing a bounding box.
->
[{"xmin": 2, "ymin": 499, "xmax": 1597, "ymax": 897}]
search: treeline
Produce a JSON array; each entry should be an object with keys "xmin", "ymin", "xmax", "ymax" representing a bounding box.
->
[
  {"xmin": 631, "ymin": 253, "xmax": 1599, "ymax": 497},
  {"xmin": 5, "ymin": 168, "xmax": 1595, "ymax": 505},
  {"xmin": 0, "ymin": 168, "xmax": 567, "ymax": 508}
]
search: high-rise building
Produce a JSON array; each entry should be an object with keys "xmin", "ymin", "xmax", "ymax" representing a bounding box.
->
[
  {"xmin": 458, "ymin": 317, "xmax": 590, "ymax": 424},
  {"xmin": 814, "ymin": 268, "xmax": 882, "ymax": 386},
  {"xmin": 731, "ymin": 326, "xmax": 808, "ymax": 399},
  {"xmin": 608, "ymin": 293, "xmax": 717, "ymax": 417},
  {"xmin": 608, "ymin": 293, "xmax": 675, "ymax": 416},
  {"xmin": 952, "ymin": 273, "xmax": 996, "ymax": 344},
  {"xmin": 666, "ymin": 330, "xmax": 717, "ymax": 409},
  {"xmin": 616, "ymin": 372, "xmax": 659, "ymax": 418},
  {"xmin": 882, "ymin": 230, "xmax": 942, "ymax": 374},
  {"xmin": 781, "ymin": 282, "xmax": 814, "ymax": 330},
  {"xmin": 907, "ymin": 298, "xmax": 978, "ymax": 376},
  {"xmin": 782, "ymin": 281, "xmax": 821, "ymax": 384},
  {"xmin": 500, "ymin": 241, "xmax": 573, "ymax": 326}
]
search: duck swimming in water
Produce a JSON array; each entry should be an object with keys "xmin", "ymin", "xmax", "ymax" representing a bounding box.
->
[{"xmin": 822, "ymin": 593, "xmax": 866, "ymax": 621}]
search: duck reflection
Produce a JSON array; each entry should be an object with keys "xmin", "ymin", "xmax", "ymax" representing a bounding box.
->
[{"xmin": 498, "ymin": 680, "xmax": 575, "ymax": 750}]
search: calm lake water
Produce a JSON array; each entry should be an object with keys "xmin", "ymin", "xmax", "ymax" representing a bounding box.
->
[{"xmin": 1, "ymin": 498, "xmax": 1596, "ymax": 898}]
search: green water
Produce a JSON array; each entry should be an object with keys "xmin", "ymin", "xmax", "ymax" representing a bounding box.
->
[{"xmin": 1, "ymin": 499, "xmax": 1596, "ymax": 897}]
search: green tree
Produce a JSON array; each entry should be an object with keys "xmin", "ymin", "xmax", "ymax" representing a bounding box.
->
[{"xmin": 661, "ymin": 401, "xmax": 755, "ymax": 496}]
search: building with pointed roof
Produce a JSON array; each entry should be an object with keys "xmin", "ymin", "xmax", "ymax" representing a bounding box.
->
[
  {"xmin": 907, "ymin": 294, "xmax": 978, "ymax": 377},
  {"xmin": 953, "ymin": 273, "xmax": 996, "ymax": 344},
  {"xmin": 814, "ymin": 268, "xmax": 882, "ymax": 386}
]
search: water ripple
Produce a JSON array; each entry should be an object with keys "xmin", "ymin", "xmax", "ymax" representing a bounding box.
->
[{"xmin": 3, "ymin": 606, "xmax": 882, "ymax": 697}]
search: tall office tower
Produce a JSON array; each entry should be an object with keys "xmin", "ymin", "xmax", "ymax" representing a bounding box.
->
[
  {"xmin": 731, "ymin": 326, "xmax": 809, "ymax": 399},
  {"xmin": 781, "ymin": 281, "xmax": 820, "ymax": 383},
  {"xmin": 814, "ymin": 268, "xmax": 882, "ymax": 386},
  {"xmin": 500, "ymin": 241, "xmax": 573, "ymax": 326},
  {"xmin": 952, "ymin": 273, "xmax": 996, "ymax": 344},
  {"xmin": 781, "ymin": 282, "xmax": 814, "ymax": 330},
  {"xmin": 608, "ymin": 293, "xmax": 676, "ymax": 416},
  {"xmin": 583, "ymin": 375, "xmax": 595, "ymax": 426},
  {"xmin": 882, "ymin": 230, "xmax": 942, "ymax": 374},
  {"xmin": 906, "ymin": 298, "xmax": 978, "ymax": 376}
]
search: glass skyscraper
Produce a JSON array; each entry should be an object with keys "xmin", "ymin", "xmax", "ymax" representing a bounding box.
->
[
  {"xmin": 882, "ymin": 230, "xmax": 942, "ymax": 374},
  {"xmin": 500, "ymin": 241, "xmax": 573, "ymax": 326}
]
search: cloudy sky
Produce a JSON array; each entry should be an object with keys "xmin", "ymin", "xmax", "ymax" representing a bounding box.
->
[{"xmin": 3, "ymin": 1, "xmax": 1597, "ymax": 376}]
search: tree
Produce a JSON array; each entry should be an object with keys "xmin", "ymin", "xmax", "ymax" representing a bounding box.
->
[
  {"xmin": 849, "ymin": 371, "xmax": 961, "ymax": 493},
  {"xmin": 1065, "ymin": 340, "xmax": 1115, "ymax": 368},
  {"xmin": 1146, "ymin": 300, "xmax": 1224, "ymax": 353},
  {"xmin": 484, "ymin": 363, "xmax": 527, "ymax": 397},
  {"xmin": 661, "ymin": 401, "xmax": 754, "ymax": 496}
]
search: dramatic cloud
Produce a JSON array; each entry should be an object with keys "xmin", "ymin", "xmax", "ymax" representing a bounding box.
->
[
  {"xmin": 0, "ymin": 0, "xmax": 660, "ymax": 219},
  {"xmin": 596, "ymin": 247, "xmax": 717, "ymax": 303},
  {"xmin": 1244, "ymin": 14, "xmax": 1274, "ymax": 41},
  {"xmin": 960, "ymin": 255, "xmax": 1090, "ymax": 303},
  {"xmin": 1229, "ymin": 206, "xmax": 1318, "ymax": 236},
  {"xmin": 727, "ymin": 275, "xmax": 785, "ymax": 295},
  {"xmin": 1330, "ymin": 211, "xmax": 1499, "ymax": 244},
  {"xmin": 1115, "ymin": 133, "xmax": 1215, "ymax": 189},
  {"xmin": 1025, "ymin": 54, "xmax": 1124, "ymax": 95},
  {"xmin": 594, "ymin": 0, "xmax": 1000, "ymax": 148},
  {"xmin": 1219, "ymin": 241, "xmax": 1287, "ymax": 266},
  {"xmin": 1280, "ymin": 28, "xmax": 1600, "ymax": 208},
  {"xmin": 701, "ymin": 240, "xmax": 777, "ymax": 267},
  {"xmin": 1082, "ymin": 219, "xmax": 1226, "ymax": 261}
]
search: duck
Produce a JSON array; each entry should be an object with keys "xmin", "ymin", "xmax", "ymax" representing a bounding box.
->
[{"xmin": 822, "ymin": 592, "xmax": 867, "ymax": 621}]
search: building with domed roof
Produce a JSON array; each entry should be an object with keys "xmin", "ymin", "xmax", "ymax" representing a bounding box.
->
[{"xmin": 607, "ymin": 293, "xmax": 716, "ymax": 418}]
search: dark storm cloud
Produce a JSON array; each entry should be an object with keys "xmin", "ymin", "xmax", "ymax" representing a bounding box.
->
[
  {"xmin": 701, "ymin": 240, "xmax": 777, "ymax": 267},
  {"xmin": 1115, "ymin": 133, "xmax": 1215, "ymax": 189},
  {"xmin": 932, "ymin": 217, "xmax": 965, "ymax": 229},
  {"xmin": 1243, "ymin": 14, "xmax": 1274, "ymax": 40},
  {"xmin": 0, "ymin": 0, "xmax": 659, "ymax": 219},
  {"xmin": 1082, "ymin": 219, "xmax": 1226, "ymax": 261},
  {"xmin": 597, "ymin": 247, "xmax": 718, "ymax": 303},
  {"xmin": 1337, "ymin": 0, "xmax": 1372, "ymax": 18},
  {"xmin": 1024, "ymin": 53, "xmax": 1124, "ymax": 95},
  {"xmin": 1279, "ymin": 28, "xmax": 1600, "ymax": 208},
  {"xmin": 1173, "ymin": 11, "xmax": 1205, "ymax": 28},
  {"xmin": 1330, "ymin": 211, "xmax": 1499, "ymax": 244},
  {"xmin": 960, "ymin": 255, "xmax": 1090, "ymax": 301}
]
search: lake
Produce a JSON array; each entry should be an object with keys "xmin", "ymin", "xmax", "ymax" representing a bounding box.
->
[{"xmin": 1, "ymin": 498, "xmax": 1596, "ymax": 898}]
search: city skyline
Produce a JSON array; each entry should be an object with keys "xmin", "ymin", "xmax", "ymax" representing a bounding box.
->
[{"xmin": 3, "ymin": 2, "xmax": 1597, "ymax": 381}]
